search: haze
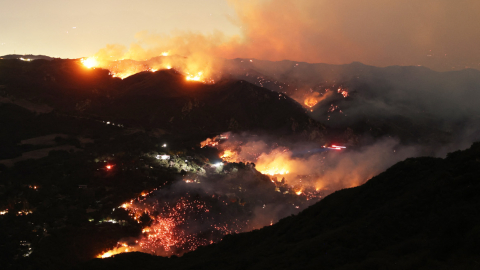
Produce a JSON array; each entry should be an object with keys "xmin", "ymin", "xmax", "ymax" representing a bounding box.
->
[{"xmin": 1, "ymin": 0, "xmax": 479, "ymax": 71}]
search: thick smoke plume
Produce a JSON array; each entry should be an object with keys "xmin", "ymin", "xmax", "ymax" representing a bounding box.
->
[{"xmin": 89, "ymin": 0, "xmax": 480, "ymax": 72}]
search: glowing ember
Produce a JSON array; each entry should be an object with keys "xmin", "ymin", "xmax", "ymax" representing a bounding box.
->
[
  {"xmin": 98, "ymin": 193, "xmax": 241, "ymax": 258},
  {"xmin": 81, "ymin": 57, "xmax": 98, "ymax": 69},
  {"xmin": 161, "ymin": 52, "xmax": 169, "ymax": 56},
  {"xmin": 106, "ymin": 165, "xmax": 112, "ymax": 170},
  {"xmin": 337, "ymin": 88, "xmax": 349, "ymax": 98}
]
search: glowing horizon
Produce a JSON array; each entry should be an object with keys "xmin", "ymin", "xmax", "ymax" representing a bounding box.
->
[{"xmin": 2, "ymin": 1, "xmax": 480, "ymax": 71}]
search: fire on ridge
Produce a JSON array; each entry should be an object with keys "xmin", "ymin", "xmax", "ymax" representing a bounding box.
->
[{"xmin": 80, "ymin": 53, "xmax": 215, "ymax": 83}]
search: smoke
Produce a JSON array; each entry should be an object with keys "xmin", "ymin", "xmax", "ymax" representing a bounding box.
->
[
  {"xmin": 90, "ymin": 0, "xmax": 480, "ymax": 73},
  {"xmin": 218, "ymin": 133, "xmax": 419, "ymax": 192},
  {"xmin": 104, "ymin": 161, "xmax": 310, "ymax": 257}
]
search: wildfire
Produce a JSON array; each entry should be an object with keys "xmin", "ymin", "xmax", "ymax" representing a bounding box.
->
[
  {"xmin": 255, "ymin": 149, "xmax": 294, "ymax": 177},
  {"xmin": 98, "ymin": 243, "xmax": 132, "ymax": 258},
  {"xmin": 81, "ymin": 47, "xmax": 219, "ymax": 82},
  {"xmin": 186, "ymin": 72, "xmax": 203, "ymax": 82},
  {"xmin": 220, "ymin": 150, "xmax": 238, "ymax": 162},
  {"xmin": 304, "ymin": 92, "xmax": 321, "ymax": 107},
  {"xmin": 99, "ymin": 193, "xmax": 240, "ymax": 258},
  {"xmin": 303, "ymin": 91, "xmax": 331, "ymax": 108},
  {"xmin": 200, "ymin": 134, "xmax": 228, "ymax": 148},
  {"xmin": 260, "ymin": 168, "xmax": 290, "ymax": 176},
  {"xmin": 81, "ymin": 57, "xmax": 98, "ymax": 69}
]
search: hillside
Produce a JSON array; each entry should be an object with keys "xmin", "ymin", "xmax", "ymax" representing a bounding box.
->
[
  {"xmin": 0, "ymin": 58, "xmax": 323, "ymax": 137},
  {"xmin": 225, "ymin": 60, "xmax": 480, "ymax": 146},
  {"xmin": 83, "ymin": 142, "xmax": 480, "ymax": 270}
]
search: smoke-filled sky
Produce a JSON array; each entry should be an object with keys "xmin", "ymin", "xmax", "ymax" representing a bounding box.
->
[{"xmin": 2, "ymin": 0, "xmax": 480, "ymax": 71}]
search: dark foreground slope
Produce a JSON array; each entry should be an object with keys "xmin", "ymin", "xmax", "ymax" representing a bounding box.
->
[{"xmin": 83, "ymin": 142, "xmax": 480, "ymax": 270}]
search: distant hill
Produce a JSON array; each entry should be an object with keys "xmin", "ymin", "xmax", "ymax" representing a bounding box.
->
[
  {"xmin": 0, "ymin": 54, "xmax": 55, "ymax": 61},
  {"xmin": 83, "ymin": 142, "xmax": 480, "ymax": 270},
  {"xmin": 0, "ymin": 58, "xmax": 324, "ymax": 138},
  {"xmin": 225, "ymin": 60, "xmax": 480, "ymax": 147}
]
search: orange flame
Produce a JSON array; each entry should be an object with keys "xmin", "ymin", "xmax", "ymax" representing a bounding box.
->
[
  {"xmin": 81, "ymin": 57, "xmax": 98, "ymax": 69},
  {"xmin": 304, "ymin": 92, "xmax": 331, "ymax": 108},
  {"xmin": 220, "ymin": 149, "xmax": 238, "ymax": 162},
  {"xmin": 97, "ymin": 243, "xmax": 132, "ymax": 258}
]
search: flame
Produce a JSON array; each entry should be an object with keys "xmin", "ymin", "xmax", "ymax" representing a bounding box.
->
[
  {"xmin": 98, "ymin": 243, "xmax": 132, "ymax": 258},
  {"xmin": 100, "ymin": 194, "xmax": 236, "ymax": 258},
  {"xmin": 255, "ymin": 149, "xmax": 293, "ymax": 176},
  {"xmin": 186, "ymin": 72, "xmax": 203, "ymax": 82},
  {"xmin": 81, "ymin": 57, "xmax": 98, "ymax": 69},
  {"xmin": 220, "ymin": 150, "xmax": 238, "ymax": 162},
  {"xmin": 304, "ymin": 92, "xmax": 321, "ymax": 107},
  {"xmin": 303, "ymin": 92, "xmax": 331, "ymax": 108}
]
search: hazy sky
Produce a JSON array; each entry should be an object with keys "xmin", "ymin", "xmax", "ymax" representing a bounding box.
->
[
  {"xmin": 2, "ymin": 0, "xmax": 480, "ymax": 71},
  {"xmin": 0, "ymin": 0, "xmax": 239, "ymax": 58}
]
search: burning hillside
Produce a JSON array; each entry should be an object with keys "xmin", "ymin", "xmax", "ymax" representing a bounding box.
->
[
  {"xmin": 79, "ymin": 35, "xmax": 224, "ymax": 85},
  {"xmin": 97, "ymin": 131, "xmax": 422, "ymax": 259},
  {"xmin": 80, "ymin": 55, "xmax": 217, "ymax": 83},
  {"xmin": 97, "ymin": 160, "xmax": 315, "ymax": 258},
  {"xmin": 207, "ymin": 133, "xmax": 420, "ymax": 193}
]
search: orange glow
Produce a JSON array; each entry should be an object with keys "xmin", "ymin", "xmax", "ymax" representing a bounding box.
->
[
  {"xmin": 186, "ymin": 72, "xmax": 203, "ymax": 82},
  {"xmin": 255, "ymin": 149, "xmax": 293, "ymax": 176},
  {"xmin": 303, "ymin": 92, "xmax": 331, "ymax": 108},
  {"xmin": 100, "ymin": 195, "xmax": 232, "ymax": 257},
  {"xmin": 220, "ymin": 149, "xmax": 238, "ymax": 162},
  {"xmin": 81, "ymin": 57, "xmax": 98, "ymax": 69},
  {"xmin": 106, "ymin": 165, "xmax": 112, "ymax": 170},
  {"xmin": 98, "ymin": 243, "xmax": 132, "ymax": 258}
]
